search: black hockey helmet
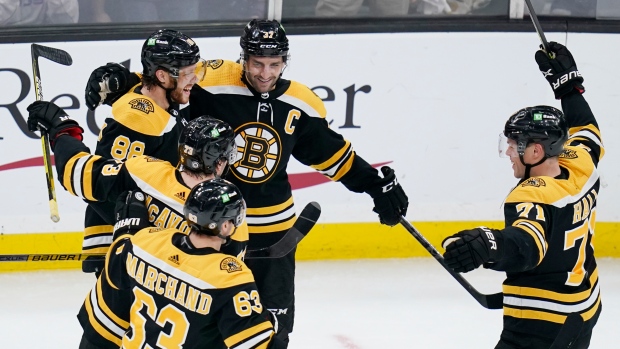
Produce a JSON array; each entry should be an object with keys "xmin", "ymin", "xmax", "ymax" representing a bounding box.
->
[
  {"xmin": 503, "ymin": 105, "xmax": 568, "ymax": 158},
  {"xmin": 240, "ymin": 19, "xmax": 289, "ymax": 60},
  {"xmin": 178, "ymin": 116, "xmax": 236, "ymax": 175},
  {"xmin": 141, "ymin": 29, "xmax": 201, "ymax": 78},
  {"xmin": 184, "ymin": 178, "xmax": 246, "ymax": 237}
]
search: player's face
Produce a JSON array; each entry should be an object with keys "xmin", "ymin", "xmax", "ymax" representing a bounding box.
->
[
  {"xmin": 244, "ymin": 56, "xmax": 284, "ymax": 93},
  {"xmin": 170, "ymin": 63, "xmax": 198, "ymax": 104},
  {"xmin": 506, "ymin": 138, "xmax": 536, "ymax": 179}
]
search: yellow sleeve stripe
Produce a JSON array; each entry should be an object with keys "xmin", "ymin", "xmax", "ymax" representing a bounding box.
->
[
  {"xmin": 503, "ymin": 268, "xmax": 598, "ymax": 303},
  {"xmin": 82, "ymin": 155, "xmax": 99, "ymax": 201},
  {"xmin": 225, "ymin": 320, "xmax": 273, "ymax": 349},
  {"xmin": 512, "ymin": 219, "xmax": 547, "ymax": 265},
  {"xmin": 310, "ymin": 141, "xmax": 351, "ymax": 172},
  {"xmin": 331, "ymin": 151, "xmax": 355, "ymax": 181},
  {"xmin": 62, "ymin": 151, "xmax": 90, "ymax": 196},
  {"xmin": 83, "ymin": 291, "xmax": 123, "ymax": 345},
  {"xmin": 246, "ymin": 196, "xmax": 293, "ymax": 216},
  {"xmin": 569, "ymin": 124, "xmax": 602, "ymax": 142},
  {"xmin": 96, "ymin": 278, "xmax": 129, "ymax": 328},
  {"xmin": 504, "ymin": 306, "xmax": 567, "ymax": 324},
  {"xmin": 84, "ymin": 225, "xmax": 113, "ymax": 237}
]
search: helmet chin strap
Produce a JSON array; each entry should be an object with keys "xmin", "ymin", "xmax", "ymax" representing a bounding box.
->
[{"xmin": 518, "ymin": 154, "xmax": 547, "ymax": 180}]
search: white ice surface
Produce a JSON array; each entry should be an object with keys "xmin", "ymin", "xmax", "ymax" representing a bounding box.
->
[{"xmin": 0, "ymin": 258, "xmax": 618, "ymax": 348}]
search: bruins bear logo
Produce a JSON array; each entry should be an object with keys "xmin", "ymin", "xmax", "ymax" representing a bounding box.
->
[
  {"xmin": 521, "ymin": 178, "xmax": 546, "ymax": 187},
  {"xmin": 559, "ymin": 149, "xmax": 578, "ymax": 159},
  {"xmin": 207, "ymin": 59, "xmax": 224, "ymax": 70},
  {"xmin": 220, "ymin": 257, "xmax": 242, "ymax": 273},
  {"xmin": 129, "ymin": 98, "xmax": 155, "ymax": 114}
]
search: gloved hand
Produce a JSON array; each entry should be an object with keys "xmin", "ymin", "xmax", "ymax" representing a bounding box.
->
[
  {"xmin": 85, "ymin": 62, "xmax": 137, "ymax": 110},
  {"xmin": 27, "ymin": 101, "xmax": 84, "ymax": 148},
  {"xmin": 112, "ymin": 190, "xmax": 150, "ymax": 240},
  {"xmin": 82, "ymin": 256, "xmax": 104, "ymax": 278},
  {"xmin": 535, "ymin": 41, "xmax": 584, "ymax": 99},
  {"xmin": 442, "ymin": 226, "xmax": 504, "ymax": 273},
  {"xmin": 366, "ymin": 166, "xmax": 408, "ymax": 226}
]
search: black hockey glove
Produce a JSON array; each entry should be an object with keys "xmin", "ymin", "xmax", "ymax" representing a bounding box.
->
[
  {"xmin": 442, "ymin": 227, "xmax": 504, "ymax": 273},
  {"xmin": 85, "ymin": 62, "xmax": 138, "ymax": 110},
  {"xmin": 366, "ymin": 166, "xmax": 408, "ymax": 226},
  {"xmin": 535, "ymin": 41, "xmax": 584, "ymax": 99},
  {"xmin": 26, "ymin": 101, "xmax": 84, "ymax": 149},
  {"xmin": 112, "ymin": 190, "xmax": 150, "ymax": 240}
]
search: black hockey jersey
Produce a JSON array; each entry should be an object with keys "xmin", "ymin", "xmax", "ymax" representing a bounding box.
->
[
  {"xmin": 190, "ymin": 60, "xmax": 381, "ymax": 237},
  {"xmin": 83, "ymin": 85, "xmax": 187, "ymax": 255},
  {"xmin": 79, "ymin": 228, "xmax": 276, "ymax": 349},
  {"xmin": 490, "ymin": 92, "xmax": 603, "ymax": 339}
]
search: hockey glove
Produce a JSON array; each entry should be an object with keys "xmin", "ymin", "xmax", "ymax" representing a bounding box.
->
[
  {"xmin": 85, "ymin": 62, "xmax": 138, "ymax": 110},
  {"xmin": 535, "ymin": 41, "xmax": 584, "ymax": 99},
  {"xmin": 112, "ymin": 190, "xmax": 150, "ymax": 240},
  {"xmin": 26, "ymin": 101, "xmax": 84, "ymax": 149},
  {"xmin": 442, "ymin": 227, "xmax": 504, "ymax": 273},
  {"xmin": 366, "ymin": 166, "xmax": 409, "ymax": 226}
]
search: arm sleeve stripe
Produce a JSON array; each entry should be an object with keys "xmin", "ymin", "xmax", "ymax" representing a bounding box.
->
[
  {"xmin": 96, "ymin": 278, "xmax": 130, "ymax": 329},
  {"xmin": 85, "ymin": 288, "xmax": 125, "ymax": 342},
  {"xmin": 63, "ymin": 151, "xmax": 90, "ymax": 196},
  {"xmin": 71, "ymin": 154, "xmax": 93, "ymax": 200},
  {"xmin": 310, "ymin": 141, "xmax": 351, "ymax": 172},
  {"xmin": 82, "ymin": 155, "xmax": 101, "ymax": 201},
  {"xmin": 569, "ymin": 124, "xmax": 602, "ymax": 145},
  {"xmin": 512, "ymin": 219, "xmax": 547, "ymax": 264},
  {"xmin": 225, "ymin": 320, "xmax": 274, "ymax": 349},
  {"xmin": 330, "ymin": 151, "xmax": 356, "ymax": 181}
]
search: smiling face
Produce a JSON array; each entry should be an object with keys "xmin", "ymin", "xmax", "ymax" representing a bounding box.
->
[
  {"xmin": 168, "ymin": 63, "xmax": 198, "ymax": 104},
  {"xmin": 505, "ymin": 138, "xmax": 546, "ymax": 179},
  {"xmin": 243, "ymin": 55, "xmax": 285, "ymax": 93}
]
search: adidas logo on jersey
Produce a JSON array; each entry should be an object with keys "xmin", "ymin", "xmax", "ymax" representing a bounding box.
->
[
  {"xmin": 168, "ymin": 254, "xmax": 180, "ymax": 265},
  {"xmin": 175, "ymin": 192, "xmax": 186, "ymax": 200}
]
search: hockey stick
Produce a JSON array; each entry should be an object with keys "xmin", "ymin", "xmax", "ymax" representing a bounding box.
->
[
  {"xmin": 31, "ymin": 44, "xmax": 73, "ymax": 223},
  {"xmin": 399, "ymin": 217, "xmax": 504, "ymax": 310},
  {"xmin": 524, "ymin": 0, "xmax": 555, "ymax": 58},
  {"xmin": 245, "ymin": 201, "xmax": 321, "ymax": 259},
  {"xmin": 0, "ymin": 201, "xmax": 321, "ymax": 262}
]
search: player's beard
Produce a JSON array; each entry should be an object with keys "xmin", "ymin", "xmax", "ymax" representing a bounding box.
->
[{"xmin": 170, "ymin": 85, "xmax": 191, "ymax": 104}]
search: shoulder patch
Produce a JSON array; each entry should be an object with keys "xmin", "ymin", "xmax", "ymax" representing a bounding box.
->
[
  {"xmin": 145, "ymin": 156, "xmax": 164, "ymax": 162},
  {"xmin": 559, "ymin": 149, "xmax": 578, "ymax": 159},
  {"xmin": 220, "ymin": 257, "xmax": 242, "ymax": 273},
  {"xmin": 206, "ymin": 59, "xmax": 224, "ymax": 69},
  {"xmin": 521, "ymin": 178, "xmax": 546, "ymax": 187},
  {"xmin": 128, "ymin": 98, "xmax": 155, "ymax": 114}
]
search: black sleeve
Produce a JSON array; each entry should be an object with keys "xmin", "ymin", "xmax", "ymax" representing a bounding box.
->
[
  {"xmin": 561, "ymin": 91, "xmax": 604, "ymax": 165},
  {"xmin": 292, "ymin": 116, "xmax": 380, "ymax": 193}
]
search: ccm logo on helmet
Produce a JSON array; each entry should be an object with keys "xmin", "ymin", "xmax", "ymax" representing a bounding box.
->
[
  {"xmin": 260, "ymin": 44, "xmax": 278, "ymax": 49},
  {"xmin": 552, "ymin": 71, "xmax": 581, "ymax": 90}
]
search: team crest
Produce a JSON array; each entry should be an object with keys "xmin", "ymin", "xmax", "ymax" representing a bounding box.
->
[
  {"xmin": 129, "ymin": 98, "xmax": 155, "ymax": 114},
  {"xmin": 220, "ymin": 257, "xmax": 242, "ymax": 273},
  {"xmin": 207, "ymin": 59, "xmax": 224, "ymax": 69},
  {"xmin": 231, "ymin": 122, "xmax": 281, "ymax": 184},
  {"xmin": 559, "ymin": 149, "xmax": 579, "ymax": 159},
  {"xmin": 521, "ymin": 178, "xmax": 546, "ymax": 187}
]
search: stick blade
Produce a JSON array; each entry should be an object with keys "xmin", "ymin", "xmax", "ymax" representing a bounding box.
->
[
  {"xmin": 31, "ymin": 43, "xmax": 73, "ymax": 66},
  {"xmin": 245, "ymin": 201, "xmax": 321, "ymax": 259}
]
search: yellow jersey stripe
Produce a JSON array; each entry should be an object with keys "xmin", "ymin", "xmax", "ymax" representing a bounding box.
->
[
  {"xmin": 84, "ymin": 291, "xmax": 123, "ymax": 345},
  {"xmin": 225, "ymin": 320, "xmax": 273, "ymax": 348},
  {"xmin": 248, "ymin": 216, "xmax": 296, "ymax": 234},
  {"xmin": 96, "ymin": 278, "xmax": 129, "ymax": 328},
  {"xmin": 246, "ymin": 197, "xmax": 294, "ymax": 216},
  {"xmin": 503, "ymin": 268, "xmax": 598, "ymax": 303},
  {"xmin": 310, "ymin": 141, "xmax": 351, "ymax": 172},
  {"xmin": 331, "ymin": 151, "xmax": 355, "ymax": 181},
  {"xmin": 512, "ymin": 219, "xmax": 546, "ymax": 263},
  {"xmin": 82, "ymin": 155, "xmax": 100, "ymax": 201},
  {"xmin": 63, "ymin": 151, "xmax": 89, "ymax": 195}
]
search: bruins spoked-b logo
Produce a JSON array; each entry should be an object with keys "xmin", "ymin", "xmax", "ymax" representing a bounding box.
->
[
  {"xmin": 231, "ymin": 122, "xmax": 281, "ymax": 184},
  {"xmin": 129, "ymin": 98, "xmax": 155, "ymax": 114}
]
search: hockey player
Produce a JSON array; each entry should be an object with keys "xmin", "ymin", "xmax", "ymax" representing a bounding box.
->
[
  {"xmin": 91, "ymin": 179, "xmax": 287, "ymax": 349},
  {"xmin": 81, "ymin": 28, "xmax": 207, "ymax": 276},
  {"xmin": 27, "ymin": 104, "xmax": 248, "ymax": 348},
  {"xmin": 83, "ymin": 19, "xmax": 409, "ymax": 344},
  {"xmin": 442, "ymin": 42, "xmax": 601, "ymax": 348}
]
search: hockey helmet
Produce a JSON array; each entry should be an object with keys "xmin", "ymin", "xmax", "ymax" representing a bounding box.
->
[
  {"xmin": 141, "ymin": 29, "xmax": 201, "ymax": 78},
  {"xmin": 178, "ymin": 116, "xmax": 236, "ymax": 175},
  {"xmin": 240, "ymin": 19, "xmax": 289, "ymax": 59},
  {"xmin": 503, "ymin": 105, "xmax": 568, "ymax": 158},
  {"xmin": 183, "ymin": 179, "xmax": 246, "ymax": 236}
]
